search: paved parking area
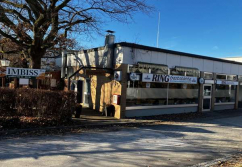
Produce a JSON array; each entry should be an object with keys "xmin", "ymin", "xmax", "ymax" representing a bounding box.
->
[{"xmin": 0, "ymin": 110, "xmax": 242, "ymax": 167}]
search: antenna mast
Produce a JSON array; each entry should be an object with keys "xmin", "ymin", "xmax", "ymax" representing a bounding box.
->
[{"xmin": 156, "ymin": 12, "xmax": 160, "ymax": 48}]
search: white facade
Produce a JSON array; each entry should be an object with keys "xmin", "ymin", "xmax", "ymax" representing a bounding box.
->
[{"xmin": 115, "ymin": 46, "xmax": 242, "ymax": 75}]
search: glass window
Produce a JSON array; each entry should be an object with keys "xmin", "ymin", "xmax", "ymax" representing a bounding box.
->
[
  {"xmin": 215, "ymin": 85, "xmax": 236, "ymax": 103},
  {"xmin": 129, "ymin": 65, "xmax": 149, "ymax": 73},
  {"xmin": 204, "ymin": 73, "xmax": 213, "ymax": 79},
  {"xmin": 168, "ymin": 83, "xmax": 199, "ymax": 105},
  {"xmin": 227, "ymin": 75, "xmax": 237, "ymax": 81},
  {"xmin": 151, "ymin": 68, "xmax": 167, "ymax": 74},
  {"xmin": 204, "ymin": 85, "xmax": 212, "ymax": 96},
  {"xmin": 170, "ymin": 69, "xmax": 185, "ymax": 76},
  {"xmin": 170, "ymin": 69, "xmax": 199, "ymax": 77},
  {"xmin": 126, "ymin": 81, "xmax": 168, "ymax": 106},
  {"xmin": 126, "ymin": 81, "xmax": 199, "ymax": 106},
  {"xmin": 238, "ymin": 76, "xmax": 242, "ymax": 81},
  {"xmin": 217, "ymin": 74, "xmax": 226, "ymax": 80}
]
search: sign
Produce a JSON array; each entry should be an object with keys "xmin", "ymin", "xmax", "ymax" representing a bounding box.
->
[
  {"xmin": 113, "ymin": 94, "xmax": 121, "ymax": 105},
  {"xmin": 6, "ymin": 67, "xmax": 45, "ymax": 79},
  {"xmin": 19, "ymin": 78, "xmax": 29, "ymax": 85},
  {"xmin": 129, "ymin": 73, "xmax": 140, "ymax": 81},
  {"xmin": 216, "ymin": 80, "xmax": 238, "ymax": 85},
  {"xmin": 142, "ymin": 73, "xmax": 197, "ymax": 84},
  {"xmin": 205, "ymin": 80, "xmax": 215, "ymax": 84},
  {"xmin": 146, "ymin": 82, "xmax": 151, "ymax": 88},
  {"xmin": 198, "ymin": 78, "xmax": 205, "ymax": 84},
  {"xmin": 114, "ymin": 71, "xmax": 122, "ymax": 81},
  {"xmin": 51, "ymin": 79, "xmax": 57, "ymax": 87}
]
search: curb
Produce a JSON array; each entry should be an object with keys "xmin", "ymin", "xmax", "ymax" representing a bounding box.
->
[
  {"xmin": 0, "ymin": 120, "xmax": 159, "ymax": 136},
  {"xmin": 189, "ymin": 154, "xmax": 234, "ymax": 167}
]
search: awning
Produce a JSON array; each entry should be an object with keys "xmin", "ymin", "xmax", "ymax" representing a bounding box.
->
[
  {"xmin": 137, "ymin": 62, "xmax": 168, "ymax": 71},
  {"xmin": 175, "ymin": 66, "xmax": 199, "ymax": 74}
]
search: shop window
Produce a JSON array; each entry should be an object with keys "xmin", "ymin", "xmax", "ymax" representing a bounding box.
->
[
  {"xmin": 204, "ymin": 72, "xmax": 213, "ymax": 79},
  {"xmin": 170, "ymin": 68, "xmax": 199, "ymax": 77},
  {"xmin": 238, "ymin": 76, "xmax": 242, "ymax": 81},
  {"xmin": 215, "ymin": 85, "xmax": 236, "ymax": 103},
  {"xmin": 126, "ymin": 81, "xmax": 168, "ymax": 106},
  {"xmin": 170, "ymin": 69, "xmax": 185, "ymax": 76},
  {"xmin": 128, "ymin": 65, "xmax": 149, "ymax": 73},
  {"xmin": 168, "ymin": 83, "xmax": 199, "ymax": 105},
  {"xmin": 151, "ymin": 68, "xmax": 167, "ymax": 74},
  {"xmin": 227, "ymin": 75, "xmax": 237, "ymax": 81},
  {"xmin": 216, "ymin": 74, "xmax": 226, "ymax": 80},
  {"xmin": 126, "ymin": 81, "xmax": 199, "ymax": 107}
]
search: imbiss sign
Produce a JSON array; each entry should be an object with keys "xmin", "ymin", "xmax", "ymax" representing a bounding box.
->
[
  {"xmin": 142, "ymin": 73, "xmax": 197, "ymax": 84},
  {"xmin": 6, "ymin": 67, "xmax": 45, "ymax": 79}
]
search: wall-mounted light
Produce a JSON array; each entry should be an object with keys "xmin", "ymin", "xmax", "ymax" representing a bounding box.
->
[{"xmin": 0, "ymin": 59, "xmax": 10, "ymax": 67}]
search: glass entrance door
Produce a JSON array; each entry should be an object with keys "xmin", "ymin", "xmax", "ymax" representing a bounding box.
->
[{"xmin": 203, "ymin": 84, "xmax": 212, "ymax": 111}]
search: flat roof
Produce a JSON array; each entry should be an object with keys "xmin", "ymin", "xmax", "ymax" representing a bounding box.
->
[{"xmin": 115, "ymin": 42, "xmax": 242, "ymax": 66}]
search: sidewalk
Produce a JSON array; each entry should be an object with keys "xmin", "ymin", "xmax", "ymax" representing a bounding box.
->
[{"xmin": 1, "ymin": 108, "xmax": 241, "ymax": 139}]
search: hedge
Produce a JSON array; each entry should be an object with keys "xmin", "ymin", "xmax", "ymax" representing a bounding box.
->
[{"xmin": 0, "ymin": 88, "xmax": 76, "ymax": 121}]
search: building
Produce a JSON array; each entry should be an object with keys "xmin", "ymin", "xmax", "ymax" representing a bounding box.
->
[{"xmin": 63, "ymin": 34, "xmax": 242, "ymax": 119}]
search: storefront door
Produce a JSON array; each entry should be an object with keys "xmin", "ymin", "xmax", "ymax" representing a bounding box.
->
[{"xmin": 203, "ymin": 84, "xmax": 212, "ymax": 111}]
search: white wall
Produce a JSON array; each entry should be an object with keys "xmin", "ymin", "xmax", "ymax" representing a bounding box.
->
[
  {"xmin": 119, "ymin": 46, "xmax": 242, "ymax": 75},
  {"xmin": 66, "ymin": 49, "xmax": 106, "ymax": 68}
]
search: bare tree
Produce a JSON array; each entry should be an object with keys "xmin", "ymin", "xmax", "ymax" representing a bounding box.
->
[{"xmin": 0, "ymin": 0, "xmax": 151, "ymax": 69}]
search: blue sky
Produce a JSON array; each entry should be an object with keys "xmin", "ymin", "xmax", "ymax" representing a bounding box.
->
[{"xmin": 79, "ymin": 0, "xmax": 242, "ymax": 58}]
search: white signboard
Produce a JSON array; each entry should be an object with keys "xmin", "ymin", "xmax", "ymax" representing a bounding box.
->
[
  {"xmin": 19, "ymin": 78, "xmax": 29, "ymax": 85},
  {"xmin": 142, "ymin": 73, "xmax": 197, "ymax": 84},
  {"xmin": 216, "ymin": 80, "xmax": 238, "ymax": 85},
  {"xmin": 6, "ymin": 67, "xmax": 45, "ymax": 78},
  {"xmin": 51, "ymin": 79, "xmax": 57, "ymax": 87},
  {"xmin": 205, "ymin": 80, "xmax": 215, "ymax": 84}
]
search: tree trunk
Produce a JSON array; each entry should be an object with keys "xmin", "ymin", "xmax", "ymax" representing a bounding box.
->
[{"xmin": 29, "ymin": 48, "xmax": 46, "ymax": 69}]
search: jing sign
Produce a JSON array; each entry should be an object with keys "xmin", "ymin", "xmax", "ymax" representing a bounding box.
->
[
  {"xmin": 6, "ymin": 67, "xmax": 45, "ymax": 79},
  {"xmin": 142, "ymin": 73, "xmax": 197, "ymax": 84}
]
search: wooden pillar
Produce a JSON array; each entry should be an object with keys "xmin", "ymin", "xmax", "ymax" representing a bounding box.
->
[
  {"xmin": 211, "ymin": 73, "xmax": 216, "ymax": 111},
  {"xmin": 36, "ymin": 79, "xmax": 41, "ymax": 89},
  {"xmin": 198, "ymin": 72, "xmax": 204, "ymax": 113},
  {"xmin": 2, "ymin": 77, "xmax": 5, "ymax": 87},
  {"xmin": 234, "ymin": 76, "xmax": 239, "ymax": 110},
  {"xmin": 120, "ymin": 64, "xmax": 128, "ymax": 119},
  {"xmin": 14, "ymin": 78, "xmax": 18, "ymax": 89}
]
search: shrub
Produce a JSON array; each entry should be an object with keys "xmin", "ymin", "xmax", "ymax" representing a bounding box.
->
[
  {"xmin": 0, "ymin": 88, "xmax": 76, "ymax": 121},
  {"xmin": 0, "ymin": 88, "xmax": 16, "ymax": 116}
]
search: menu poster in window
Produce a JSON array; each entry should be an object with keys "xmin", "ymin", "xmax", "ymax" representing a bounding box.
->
[
  {"xmin": 216, "ymin": 80, "xmax": 238, "ymax": 85},
  {"xmin": 142, "ymin": 73, "xmax": 197, "ymax": 84},
  {"xmin": 146, "ymin": 83, "xmax": 151, "ymax": 88}
]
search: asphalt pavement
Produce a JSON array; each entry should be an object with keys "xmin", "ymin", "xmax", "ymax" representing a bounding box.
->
[{"xmin": 0, "ymin": 110, "xmax": 242, "ymax": 167}]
